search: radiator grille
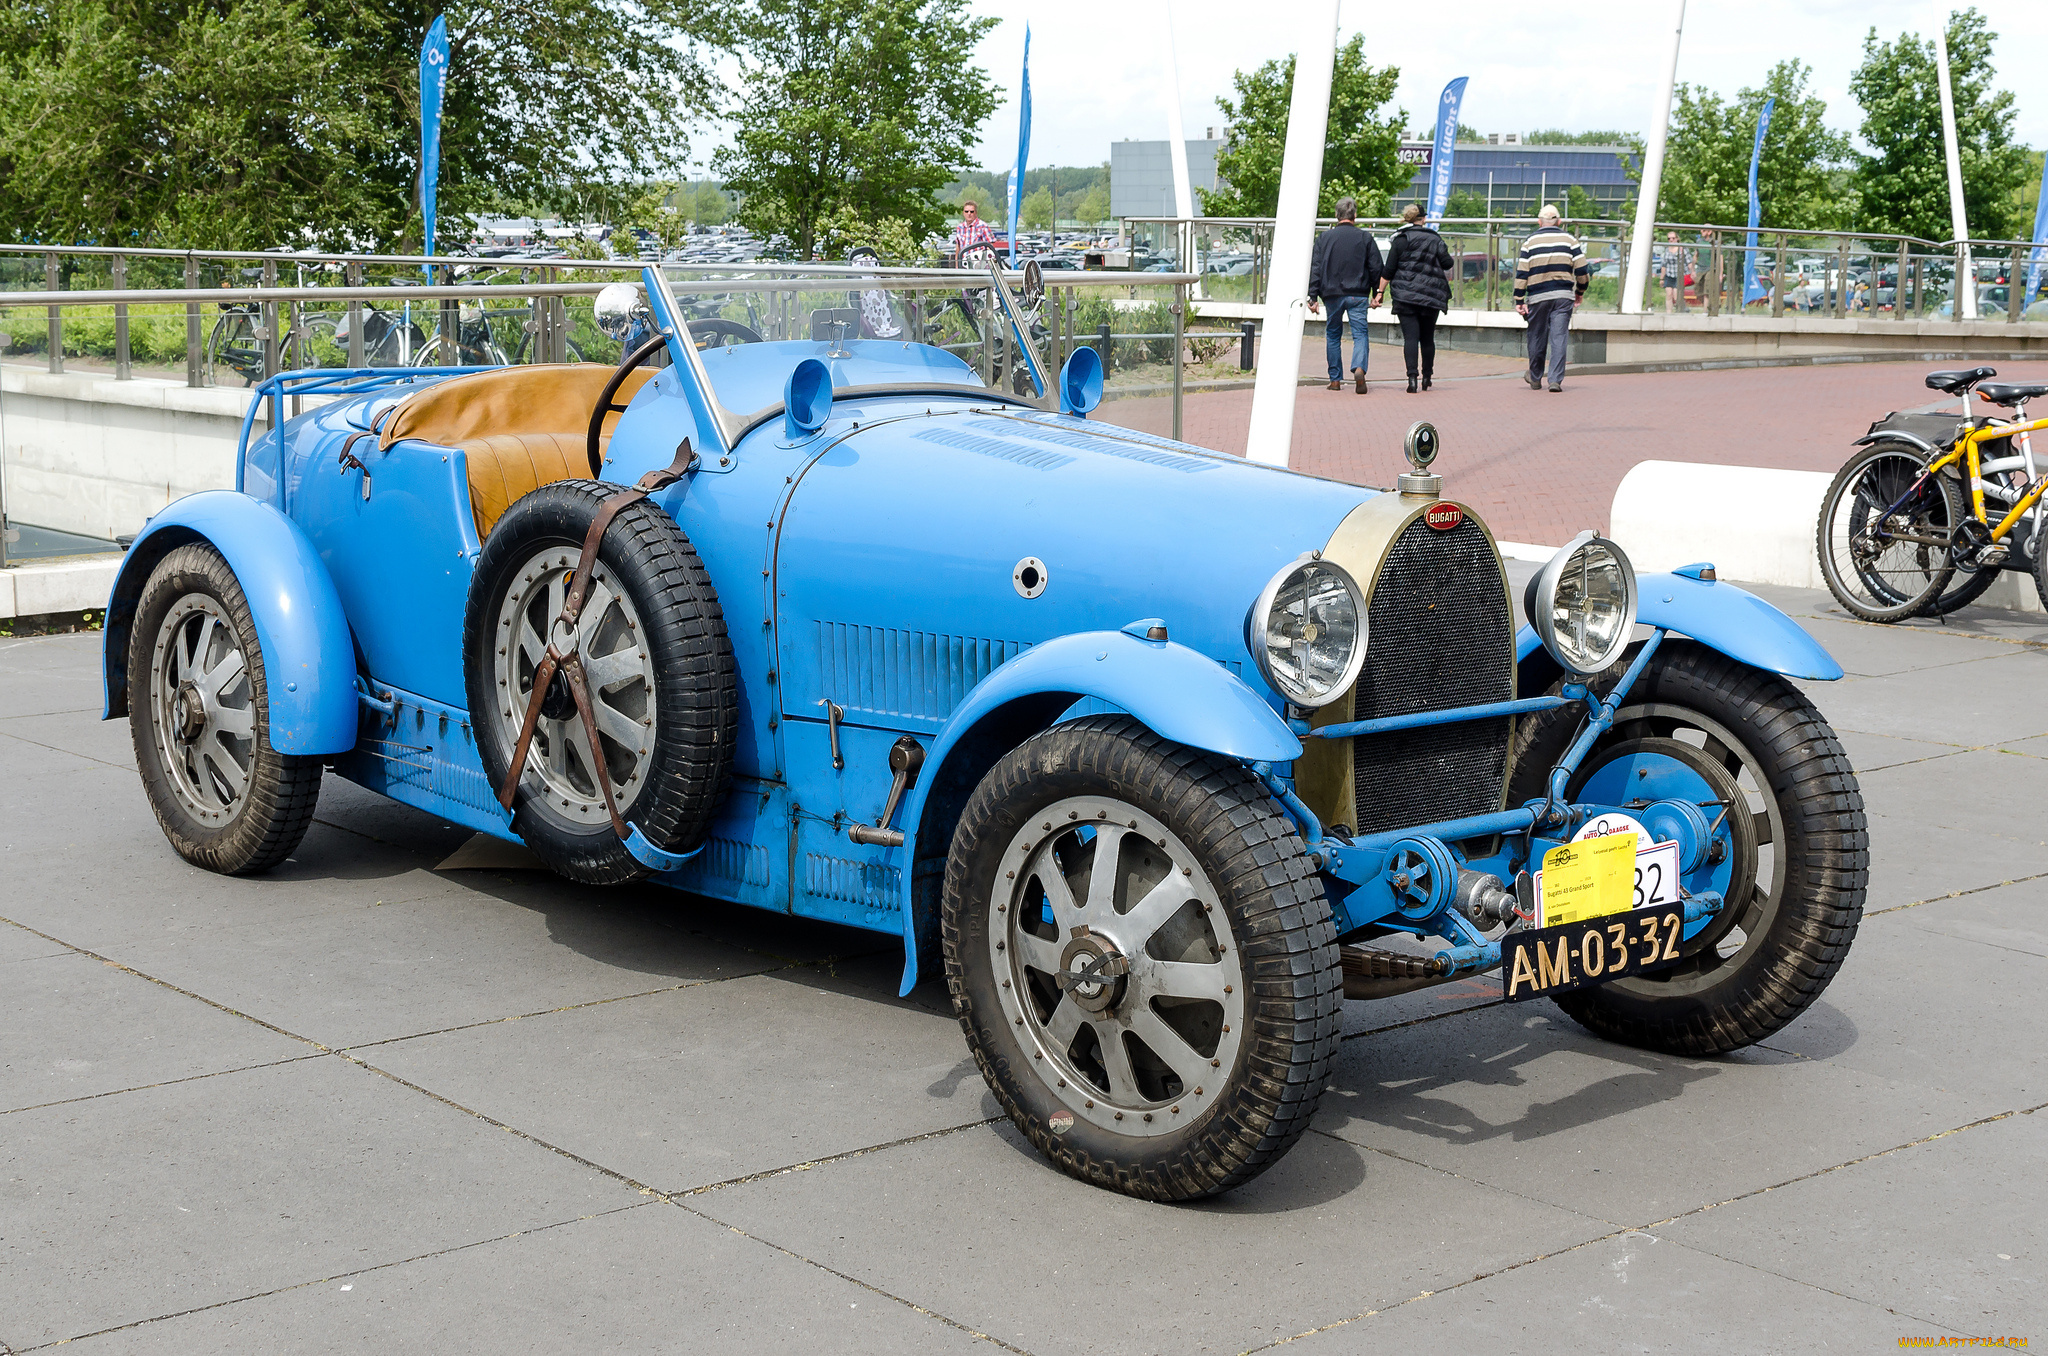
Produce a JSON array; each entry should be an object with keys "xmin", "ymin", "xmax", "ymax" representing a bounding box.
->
[{"xmin": 1349, "ymin": 516, "xmax": 1513, "ymax": 835}]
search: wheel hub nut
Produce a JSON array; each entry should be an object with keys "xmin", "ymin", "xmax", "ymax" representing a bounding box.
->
[
  {"xmin": 1056, "ymin": 929, "xmax": 1129, "ymax": 1015},
  {"xmin": 174, "ymin": 682, "xmax": 207, "ymax": 744}
]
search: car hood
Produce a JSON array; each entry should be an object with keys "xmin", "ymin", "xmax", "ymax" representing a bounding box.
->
[{"xmin": 770, "ymin": 403, "xmax": 1377, "ymax": 728}]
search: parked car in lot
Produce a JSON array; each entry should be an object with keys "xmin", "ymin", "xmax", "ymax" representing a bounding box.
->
[{"xmin": 103, "ymin": 261, "xmax": 1867, "ymax": 1201}]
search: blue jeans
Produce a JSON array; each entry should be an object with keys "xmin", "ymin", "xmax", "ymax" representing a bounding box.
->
[
  {"xmin": 1324, "ymin": 295, "xmax": 1371, "ymax": 379},
  {"xmin": 1526, "ymin": 299, "xmax": 1573, "ymax": 386}
]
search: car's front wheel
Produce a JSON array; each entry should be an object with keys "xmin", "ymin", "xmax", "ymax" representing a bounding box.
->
[{"xmin": 943, "ymin": 716, "xmax": 1341, "ymax": 1200}]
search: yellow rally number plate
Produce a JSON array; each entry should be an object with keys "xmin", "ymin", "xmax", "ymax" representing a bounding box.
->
[{"xmin": 1534, "ymin": 833, "xmax": 1638, "ymax": 927}]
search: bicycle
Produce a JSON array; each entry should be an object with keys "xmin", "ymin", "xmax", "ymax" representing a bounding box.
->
[
  {"xmin": 1817, "ymin": 367, "xmax": 2048, "ymax": 621},
  {"xmin": 205, "ymin": 268, "xmax": 270, "ymax": 386}
]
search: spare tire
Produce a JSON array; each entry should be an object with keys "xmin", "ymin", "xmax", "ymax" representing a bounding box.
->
[{"xmin": 463, "ymin": 479, "xmax": 736, "ymax": 884}]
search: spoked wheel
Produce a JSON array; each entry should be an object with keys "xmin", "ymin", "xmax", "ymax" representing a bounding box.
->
[
  {"xmin": 944, "ymin": 716, "xmax": 1341, "ymax": 1200},
  {"xmin": 128, "ymin": 544, "xmax": 322, "ymax": 873},
  {"xmin": 464, "ymin": 481, "xmax": 737, "ymax": 886},
  {"xmin": 1816, "ymin": 441, "xmax": 1960, "ymax": 621},
  {"xmin": 1509, "ymin": 642, "xmax": 1867, "ymax": 1054}
]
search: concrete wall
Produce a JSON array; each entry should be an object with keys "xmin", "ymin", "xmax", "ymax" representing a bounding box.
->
[
  {"xmin": 1110, "ymin": 140, "xmax": 1223, "ymax": 219},
  {"xmin": 1, "ymin": 364, "xmax": 257, "ymax": 540}
]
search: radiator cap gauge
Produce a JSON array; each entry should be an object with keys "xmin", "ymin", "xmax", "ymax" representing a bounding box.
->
[{"xmin": 1398, "ymin": 421, "xmax": 1442, "ymax": 497}]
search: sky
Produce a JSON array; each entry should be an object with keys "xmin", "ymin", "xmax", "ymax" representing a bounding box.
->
[{"xmin": 933, "ymin": 0, "xmax": 2048, "ymax": 173}]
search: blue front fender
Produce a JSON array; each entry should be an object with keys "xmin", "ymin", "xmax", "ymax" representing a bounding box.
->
[
  {"xmin": 1516, "ymin": 569, "xmax": 1844, "ymax": 681},
  {"xmin": 103, "ymin": 492, "xmax": 360, "ymax": 754},
  {"xmin": 891, "ymin": 627, "xmax": 1302, "ymax": 994}
]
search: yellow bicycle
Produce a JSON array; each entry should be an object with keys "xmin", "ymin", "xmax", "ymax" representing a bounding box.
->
[{"xmin": 1817, "ymin": 370, "xmax": 2048, "ymax": 621}]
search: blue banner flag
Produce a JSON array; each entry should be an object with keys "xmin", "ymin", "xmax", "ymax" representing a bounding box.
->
[
  {"xmin": 2025, "ymin": 151, "xmax": 2048, "ymax": 309},
  {"xmin": 419, "ymin": 15, "xmax": 449, "ymax": 275},
  {"xmin": 1425, "ymin": 77, "xmax": 1468, "ymax": 224},
  {"xmin": 1009, "ymin": 26, "xmax": 1031, "ymax": 263},
  {"xmin": 1742, "ymin": 97, "xmax": 1775, "ymax": 305}
]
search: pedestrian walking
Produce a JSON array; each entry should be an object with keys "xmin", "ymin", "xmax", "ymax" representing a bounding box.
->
[
  {"xmin": 1514, "ymin": 204, "xmax": 1589, "ymax": 392},
  {"xmin": 1377, "ymin": 204, "xmax": 1453, "ymax": 393},
  {"xmin": 1660, "ymin": 230, "xmax": 1690, "ymax": 313},
  {"xmin": 1306, "ymin": 197, "xmax": 1384, "ymax": 393}
]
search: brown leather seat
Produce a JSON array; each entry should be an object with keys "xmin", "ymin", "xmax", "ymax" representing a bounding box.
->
[{"xmin": 378, "ymin": 364, "xmax": 656, "ymax": 538}]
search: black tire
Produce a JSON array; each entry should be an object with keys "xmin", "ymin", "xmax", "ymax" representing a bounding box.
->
[
  {"xmin": 1507, "ymin": 641, "xmax": 1866, "ymax": 1055},
  {"xmin": 2035, "ymin": 529, "xmax": 2048, "ymax": 612},
  {"xmin": 464, "ymin": 481, "xmax": 736, "ymax": 885},
  {"xmin": 943, "ymin": 716, "xmax": 1341, "ymax": 1200},
  {"xmin": 127, "ymin": 543, "xmax": 322, "ymax": 874},
  {"xmin": 1816, "ymin": 441, "xmax": 1959, "ymax": 622},
  {"xmin": 1919, "ymin": 559, "xmax": 1998, "ymax": 616}
]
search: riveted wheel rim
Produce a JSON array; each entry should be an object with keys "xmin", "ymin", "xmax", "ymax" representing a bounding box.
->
[
  {"xmin": 989, "ymin": 794, "xmax": 1245, "ymax": 1138},
  {"xmin": 149, "ymin": 594, "xmax": 257, "ymax": 826},
  {"xmin": 490, "ymin": 545, "xmax": 656, "ymax": 825},
  {"xmin": 1581, "ymin": 703, "xmax": 1783, "ymax": 997}
]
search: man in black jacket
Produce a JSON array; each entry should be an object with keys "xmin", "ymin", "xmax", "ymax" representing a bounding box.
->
[{"xmin": 1307, "ymin": 198, "xmax": 1383, "ymax": 393}]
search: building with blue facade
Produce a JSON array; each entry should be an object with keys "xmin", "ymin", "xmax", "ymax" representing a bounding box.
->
[{"xmin": 1394, "ymin": 141, "xmax": 1639, "ymax": 219}]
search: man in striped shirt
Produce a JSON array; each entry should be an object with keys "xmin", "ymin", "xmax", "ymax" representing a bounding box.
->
[{"xmin": 1513, "ymin": 205, "xmax": 1589, "ymax": 392}]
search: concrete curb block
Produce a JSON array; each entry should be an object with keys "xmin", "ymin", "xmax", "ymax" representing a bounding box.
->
[{"xmin": 0, "ymin": 555, "xmax": 119, "ymax": 619}]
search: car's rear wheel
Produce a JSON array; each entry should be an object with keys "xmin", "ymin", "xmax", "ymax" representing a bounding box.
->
[
  {"xmin": 128, "ymin": 543, "xmax": 322, "ymax": 874},
  {"xmin": 943, "ymin": 716, "xmax": 1341, "ymax": 1200}
]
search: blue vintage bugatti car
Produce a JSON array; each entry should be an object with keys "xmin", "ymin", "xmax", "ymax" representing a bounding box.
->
[{"xmin": 103, "ymin": 263, "xmax": 1866, "ymax": 1200}]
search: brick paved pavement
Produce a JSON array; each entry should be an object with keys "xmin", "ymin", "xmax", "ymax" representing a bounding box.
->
[{"xmin": 1099, "ymin": 349, "xmax": 2048, "ymax": 548}]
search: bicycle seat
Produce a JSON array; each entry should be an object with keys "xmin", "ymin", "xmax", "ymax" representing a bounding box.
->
[
  {"xmin": 1924, "ymin": 367, "xmax": 1997, "ymax": 395},
  {"xmin": 1974, "ymin": 382, "xmax": 2048, "ymax": 407}
]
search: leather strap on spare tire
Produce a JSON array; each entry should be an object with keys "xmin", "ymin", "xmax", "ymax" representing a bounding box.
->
[{"xmin": 496, "ymin": 441, "xmax": 699, "ymax": 837}]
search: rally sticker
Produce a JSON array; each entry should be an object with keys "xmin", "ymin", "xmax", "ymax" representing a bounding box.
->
[{"xmin": 1048, "ymin": 1110, "xmax": 1075, "ymax": 1135}]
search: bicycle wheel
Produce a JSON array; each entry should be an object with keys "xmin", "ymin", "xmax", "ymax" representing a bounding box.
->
[
  {"xmin": 1816, "ymin": 441, "xmax": 1960, "ymax": 622},
  {"xmin": 207, "ymin": 310, "xmax": 265, "ymax": 387}
]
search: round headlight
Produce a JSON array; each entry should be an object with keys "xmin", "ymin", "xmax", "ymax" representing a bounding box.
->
[
  {"xmin": 1526, "ymin": 531, "xmax": 1638, "ymax": 674},
  {"xmin": 1247, "ymin": 557, "xmax": 1369, "ymax": 709}
]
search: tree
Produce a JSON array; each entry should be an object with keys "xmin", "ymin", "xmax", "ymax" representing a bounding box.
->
[
  {"xmin": 1849, "ymin": 8, "xmax": 2030, "ymax": 241},
  {"xmin": 1073, "ymin": 184, "xmax": 1111, "ymax": 225},
  {"xmin": 621, "ymin": 182, "xmax": 691, "ymax": 255},
  {"xmin": 0, "ymin": 0, "xmax": 721, "ymax": 248},
  {"xmin": 1526, "ymin": 129, "xmax": 1636, "ymax": 146},
  {"xmin": 1443, "ymin": 189, "xmax": 1489, "ymax": 220},
  {"xmin": 1657, "ymin": 60, "xmax": 1851, "ymax": 230},
  {"xmin": 713, "ymin": 0, "xmax": 998, "ymax": 260},
  {"xmin": 1565, "ymin": 185, "xmax": 1604, "ymax": 221},
  {"xmin": 1019, "ymin": 186, "xmax": 1056, "ymax": 229},
  {"xmin": 1200, "ymin": 34, "xmax": 1408, "ymax": 219}
]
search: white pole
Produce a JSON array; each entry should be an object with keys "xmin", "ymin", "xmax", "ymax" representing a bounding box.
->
[
  {"xmin": 1622, "ymin": 0, "xmax": 1686, "ymax": 314},
  {"xmin": 1163, "ymin": 4, "xmax": 1195, "ymax": 222},
  {"xmin": 1934, "ymin": 18, "xmax": 1976, "ymax": 319},
  {"xmin": 1245, "ymin": 0, "xmax": 1340, "ymax": 468}
]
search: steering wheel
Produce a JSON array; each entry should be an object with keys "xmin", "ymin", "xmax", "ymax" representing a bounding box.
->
[
  {"xmin": 585, "ymin": 333, "xmax": 669, "ymax": 477},
  {"xmin": 689, "ymin": 318, "xmax": 763, "ymax": 350}
]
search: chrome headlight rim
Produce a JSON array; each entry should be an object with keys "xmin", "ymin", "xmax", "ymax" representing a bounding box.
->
[
  {"xmin": 1527, "ymin": 530, "xmax": 1639, "ymax": 675},
  {"xmin": 1246, "ymin": 555, "xmax": 1370, "ymax": 710}
]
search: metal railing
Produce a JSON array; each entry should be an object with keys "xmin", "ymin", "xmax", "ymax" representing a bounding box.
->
[
  {"xmin": 0, "ymin": 261, "xmax": 1201, "ymax": 569},
  {"xmin": 1119, "ymin": 216, "xmax": 2048, "ymax": 324}
]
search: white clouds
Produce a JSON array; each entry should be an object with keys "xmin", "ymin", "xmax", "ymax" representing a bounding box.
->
[{"xmin": 960, "ymin": 0, "xmax": 2045, "ymax": 169}]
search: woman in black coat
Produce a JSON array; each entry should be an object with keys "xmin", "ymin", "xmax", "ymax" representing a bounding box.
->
[{"xmin": 1376, "ymin": 204, "xmax": 1454, "ymax": 392}]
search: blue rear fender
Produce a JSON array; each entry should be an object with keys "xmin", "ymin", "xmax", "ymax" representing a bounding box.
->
[
  {"xmin": 102, "ymin": 491, "xmax": 360, "ymax": 755},
  {"xmin": 1516, "ymin": 569, "xmax": 1844, "ymax": 682},
  {"xmin": 890, "ymin": 627, "xmax": 1302, "ymax": 994}
]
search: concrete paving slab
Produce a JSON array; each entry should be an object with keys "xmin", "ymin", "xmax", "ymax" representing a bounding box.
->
[
  {"xmin": 1661, "ymin": 1108, "xmax": 2046, "ymax": 1335},
  {"xmin": 1311, "ymin": 1003, "xmax": 2004, "ymax": 1226},
  {"xmin": 1276, "ymin": 1229, "xmax": 1924, "ymax": 1354},
  {"xmin": 103, "ymin": 874, "xmax": 795, "ymax": 1048},
  {"xmin": 0, "ymin": 706, "xmax": 137, "ymax": 770},
  {"xmin": 1878, "ymin": 875, "xmax": 2048, "ymax": 958},
  {"xmin": 1790, "ymin": 613, "xmax": 2024, "ymax": 679},
  {"xmin": 690, "ymin": 1120, "xmax": 1610, "ymax": 1356},
  {"xmin": 1797, "ymin": 649, "xmax": 2048, "ymax": 746},
  {"xmin": 1758, "ymin": 901, "xmax": 2048, "ymax": 1103},
  {"xmin": 56, "ymin": 1200, "xmax": 995, "ymax": 1355},
  {"xmin": 0, "ymin": 947, "xmax": 311, "ymax": 1112},
  {"xmin": 0, "ymin": 1056, "xmax": 644, "ymax": 1350},
  {"xmin": 358, "ymin": 968, "xmax": 997, "ymax": 1193},
  {"xmin": 0, "ymin": 920, "xmax": 73, "ymax": 963},
  {"xmin": 1833, "ymin": 727, "xmax": 1970, "ymax": 774},
  {"xmin": 0, "ymin": 632, "xmax": 103, "ymax": 719}
]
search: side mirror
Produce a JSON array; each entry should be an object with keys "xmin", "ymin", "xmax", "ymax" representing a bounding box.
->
[
  {"xmin": 1059, "ymin": 345, "xmax": 1103, "ymax": 416},
  {"xmin": 595, "ymin": 282, "xmax": 646, "ymax": 341},
  {"xmin": 784, "ymin": 357, "xmax": 833, "ymax": 439}
]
